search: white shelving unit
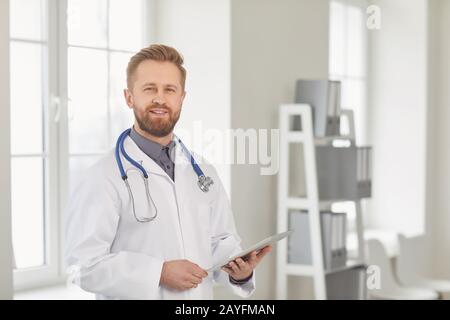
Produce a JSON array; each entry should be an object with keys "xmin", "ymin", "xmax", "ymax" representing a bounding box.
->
[{"xmin": 276, "ymin": 104, "xmax": 366, "ymax": 300}]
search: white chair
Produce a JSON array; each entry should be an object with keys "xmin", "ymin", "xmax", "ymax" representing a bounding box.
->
[
  {"xmin": 396, "ymin": 234, "xmax": 450, "ymax": 299},
  {"xmin": 366, "ymin": 239, "xmax": 438, "ymax": 300}
]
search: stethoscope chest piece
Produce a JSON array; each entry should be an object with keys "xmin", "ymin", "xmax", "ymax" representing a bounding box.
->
[{"xmin": 198, "ymin": 175, "xmax": 214, "ymax": 193}]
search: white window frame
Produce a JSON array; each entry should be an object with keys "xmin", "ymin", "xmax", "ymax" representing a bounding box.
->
[
  {"xmin": 12, "ymin": 0, "xmax": 61, "ymax": 291},
  {"xmin": 13, "ymin": 0, "xmax": 154, "ymax": 292},
  {"xmin": 329, "ymin": 0, "xmax": 369, "ymax": 144},
  {"xmin": 328, "ymin": 0, "xmax": 369, "ymax": 233}
]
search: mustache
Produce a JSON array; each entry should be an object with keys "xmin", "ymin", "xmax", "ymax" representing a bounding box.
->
[{"xmin": 146, "ymin": 104, "xmax": 171, "ymax": 113}]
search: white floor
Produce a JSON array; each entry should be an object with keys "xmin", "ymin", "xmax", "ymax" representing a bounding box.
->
[
  {"xmin": 14, "ymin": 284, "xmax": 95, "ymax": 300},
  {"xmin": 12, "ymin": 229, "xmax": 399, "ymax": 300}
]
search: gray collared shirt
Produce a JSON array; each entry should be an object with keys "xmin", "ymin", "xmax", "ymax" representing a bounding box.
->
[{"xmin": 129, "ymin": 127, "xmax": 176, "ymax": 181}]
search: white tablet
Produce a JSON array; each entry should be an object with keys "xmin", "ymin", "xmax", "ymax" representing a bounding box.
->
[{"xmin": 208, "ymin": 230, "xmax": 293, "ymax": 272}]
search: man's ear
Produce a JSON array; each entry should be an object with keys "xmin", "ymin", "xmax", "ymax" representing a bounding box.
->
[{"xmin": 124, "ymin": 88, "xmax": 134, "ymax": 108}]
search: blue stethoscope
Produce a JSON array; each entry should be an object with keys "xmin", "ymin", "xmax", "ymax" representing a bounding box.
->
[{"xmin": 115, "ymin": 128, "xmax": 214, "ymax": 223}]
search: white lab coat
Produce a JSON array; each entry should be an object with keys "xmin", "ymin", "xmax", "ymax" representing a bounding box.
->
[{"xmin": 64, "ymin": 135, "xmax": 255, "ymax": 299}]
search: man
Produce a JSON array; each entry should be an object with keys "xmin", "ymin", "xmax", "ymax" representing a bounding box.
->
[{"xmin": 65, "ymin": 44, "xmax": 271, "ymax": 299}]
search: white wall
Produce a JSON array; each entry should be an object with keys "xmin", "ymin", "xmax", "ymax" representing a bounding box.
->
[
  {"xmin": 428, "ymin": 0, "xmax": 450, "ymax": 279},
  {"xmin": 0, "ymin": 0, "xmax": 13, "ymax": 300},
  {"xmin": 367, "ymin": 0, "xmax": 428, "ymax": 236},
  {"xmin": 229, "ymin": 0, "xmax": 329, "ymax": 299},
  {"xmin": 154, "ymin": 0, "xmax": 231, "ymax": 192}
]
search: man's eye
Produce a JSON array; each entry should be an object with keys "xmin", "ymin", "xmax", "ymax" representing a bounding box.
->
[
  {"xmin": 166, "ymin": 88, "xmax": 175, "ymax": 93},
  {"xmin": 144, "ymin": 87, "xmax": 155, "ymax": 92}
]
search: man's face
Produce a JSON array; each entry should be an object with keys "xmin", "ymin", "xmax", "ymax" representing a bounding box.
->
[{"xmin": 124, "ymin": 60, "xmax": 186, "ymax": 137}]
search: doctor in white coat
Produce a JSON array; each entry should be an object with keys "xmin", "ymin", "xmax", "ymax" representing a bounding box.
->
[{"xmin": 64, "ymin": 44, "xmax": 272, "ymax": 300}]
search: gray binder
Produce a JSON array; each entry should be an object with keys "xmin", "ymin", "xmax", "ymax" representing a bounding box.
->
[
  {"xmin": 330, "ymin": 212, "xmax": 347, "ymax": 269},
  {"xmin": 326, "ymin": 265, "xmax": 367, "ymax": 300},
  {"xmin": 316, "ymin": 145, "xmax": 372, "ymax": 200},
  {"xmin": 288, "ymin": 211, "xmax": 347, "ymax": 270},
  {"xmin": 294, "ymin": 79, "xmax": 341, "ymax": 137}
]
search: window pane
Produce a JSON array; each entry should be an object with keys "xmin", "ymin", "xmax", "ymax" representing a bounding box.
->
[
  {"xmin": 68, "ymin": 47, "xmax": 109, "ymax": 153},
  {"xmin": 110, "ymin": 52, "xmax": 134, "ymax": 138},
  {"xmin": 68, "ymin": 0, "xmax": 107, "ymax": 48},
  {"xmin": 346, "ymin": 6, "xmax": 365, "ymax": 78},
  {"xmin": 109, "ymin": 0, "xmax": 144, "ymax": 51},
  {"xmin": 10, "ymin": 0, "xmax": 46, "ymax": 41},
  {"xmin": 11, "ymin": 157, "xmax": 45, "ymax": 269},
  {"xmin": 10, "ymin": 41, "xmax": 44, "ymax": 155},
  {"xmin": 341, "ymin": 79, "xmax": 367, "ymax": 145},
  {"xmin": 69, "ymin": 156, "xmax": 103, "ymax": 195},
  {"xmin": 329, "ymin": 1, "xmax": 345, "ymax": 77}
]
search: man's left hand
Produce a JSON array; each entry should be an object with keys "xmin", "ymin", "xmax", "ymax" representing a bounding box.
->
[{"xmin": 221, "ymin": 245, "xmax": 272, "ymax": 281}]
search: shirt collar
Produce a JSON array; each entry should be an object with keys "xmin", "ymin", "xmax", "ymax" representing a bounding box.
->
[{"xmin": 129, "ymin": 126, "xmax": 176, "ymax": 161}]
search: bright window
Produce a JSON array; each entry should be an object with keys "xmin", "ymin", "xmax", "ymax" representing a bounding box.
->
[
  {"xmin": 9, "ymin": 0, "xmax": 48, "ymax": 271},
  {"xmin": 329, "ymin": 0, "xmax": 368, "ymax": 146},
  {"xmin": 329, "ymin": 0, "xmax": 368, "ymax": 234},
  {"xmin": 10, "ymin": 0, "xmax": 147, "ymax": 290},
  {"xmin": 67, "ymin": 0, "xmax": 142, "ymax": 193}
]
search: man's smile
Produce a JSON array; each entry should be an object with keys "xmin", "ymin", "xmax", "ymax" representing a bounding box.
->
[{"xmin": 148, "ymin": 108, "xmax": 169, "ymax": 116}]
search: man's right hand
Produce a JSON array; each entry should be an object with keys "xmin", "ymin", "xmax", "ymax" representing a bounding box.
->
[{"xmin": 159, "ymin": 259, "xmax": 208, "ymax": 291}]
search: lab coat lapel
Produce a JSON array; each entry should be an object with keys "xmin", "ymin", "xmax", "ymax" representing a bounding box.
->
[
  {"xmin": 173, "ymin": 139, "xmax": 204, "ymax": 255},
  {"xmin": 173, "ymin": 138, "xmax": 195, "ymax": 192}
]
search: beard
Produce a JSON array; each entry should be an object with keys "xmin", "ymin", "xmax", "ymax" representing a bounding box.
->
[{"xmin": 134, "ymin": 104, "xmax": 181, "ymax": 137}]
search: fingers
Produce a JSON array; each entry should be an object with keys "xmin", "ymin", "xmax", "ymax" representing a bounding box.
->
[
  {"xmin": 221, "ymin": 265, "xmax": 233, "ymax": 275},
  {"xmin": 255, "ymin": 245, "xmax": 272, "ymax": 263},
  {"xmin": 261, "ymin": 245, "xmax": 273, "ymax": 254},
  {"xmin": 222, "ymin": 258, "xmax": 249, "ymax": 274},
  {"xmin": 244, "ymin": 247, "xmax": 269, "ymax": 267},
  {"xmin": 182, "ymin": 274, "xmax": 202, "ymax": 290},
  {"xmin": 192, "ymin": 272, "xmax": 207, "ymax": 279},
  {"xmin": 248, "ymin": 251, "xmax": 258, "ymax": 266},
  {"xmin": 185, "ymin": 263, "xmax": 208, "ymax": 290},
  {"xmin": 228, "ymin": 261, "xmax": 240, "ymax": 273},
  {"xmin": 235, "ymin": 258, "xmax": 251, "ymax": 273},
  {"xmin": 190, "ymin": 273, "xmax": 203, "ymax": 283},
  {"xmin": 184, "ymin": 281, "xmax": 198, "ymax": 289},
  {"xmin": 191, "ymin": 264, "xmax": 208, "ymax": 278},
  {"xmin": 188, "ymin": 275, "xmax": 202, "ymax": 286},
  {"xmin": 162, "ymin": 260, "xmax": 210, "ymax": 291}
]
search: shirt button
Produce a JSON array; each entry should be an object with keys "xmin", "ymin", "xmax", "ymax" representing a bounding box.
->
[{"xmin": 166, "ymin": 165, "xmax": 171, "ymax": 169}]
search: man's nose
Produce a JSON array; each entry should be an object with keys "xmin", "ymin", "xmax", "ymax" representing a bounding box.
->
[{"xmin": 152, "ymin": 93, "xmax": 166, "ymax": 105}]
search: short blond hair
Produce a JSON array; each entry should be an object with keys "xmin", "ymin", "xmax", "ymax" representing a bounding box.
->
[{"xmin": 126, "ymin": 44, "xmax": 186, "ymax": 90}]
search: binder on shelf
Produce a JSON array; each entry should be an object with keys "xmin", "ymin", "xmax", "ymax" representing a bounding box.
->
[
  {"xmin": 315, "ymin": 145, "xmax": 372, "ymax": 200},
  {"xmin": 294, "ymin": 79, "xmax": 341, "ymax": 137},
  {"xmin": 288, "ymin": 210, "xmax": 312, "ymax": 264},
  {"xmin": 288, "ymin": 210, "xmax": 347, "ymax": 270},
  {"xmin": 357, "ymin": 146, "xmax": 372, "ymax": 198},
  {"xmin": 326, "ymin": 264, "xmax": 367, "ymax": 300},
  {"xmin": 330, "ymin": 213, "xmax": 347, "ymax": 269},
  {"xmin": 321, "ymin": 212, "xmax": 333, "ymax": 269}
]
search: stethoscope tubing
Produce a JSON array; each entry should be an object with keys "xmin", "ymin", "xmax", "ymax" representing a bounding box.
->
[{"xmin": 115, "ymin": 128, "xmax": 214, "ymax": 223}]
